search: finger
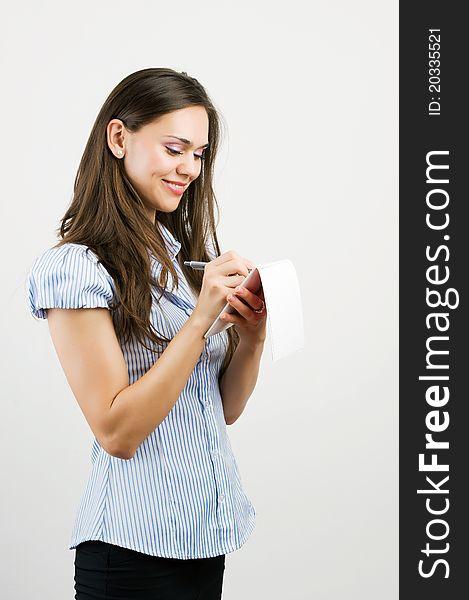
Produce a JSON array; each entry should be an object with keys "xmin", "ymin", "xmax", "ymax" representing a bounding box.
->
[
  {"xmin": 233, "ymin": 287, "xmax": 264, "ymax": 311},
  {"xmin": 220, "ymin": 311, "xmax": 242, "ymax": 324},
  {"xmin": 226, "ymin": 293, "xmax": 256, "ymax": 321},
  {"xmin": 210, "ymin": 250, "xmax": 237, "ymax": 266},
  {"xmin": 215, "ymin": 261, "xmax": 248, "ymax": 279},
  {"xmin": 221, "ymin": 274, "xmax": 246, "ymax": 289},
  {"xmin": 224, "ymin": 260, "xmax": 246, "ymax": 275},
  {"xmin": 213, "ymin": 251, "xmax": 251, "ymax": 274},
  {"xmin": 221, "ymin": 253, "xmax": 253, "ymax": 277}
]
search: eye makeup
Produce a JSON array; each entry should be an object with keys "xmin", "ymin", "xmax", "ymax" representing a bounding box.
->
[
  {"xmin": 165, "ymin": 146, "xmax": 206, "ymax": 160},
  {"xmin": 163, "ymin": 135, "xmax": 209, "ymax": 150}
]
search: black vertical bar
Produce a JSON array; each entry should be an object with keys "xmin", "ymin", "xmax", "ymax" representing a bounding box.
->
[{"xmin": 400, "ymin": 3, "xmax": 467, "ymax": 597}]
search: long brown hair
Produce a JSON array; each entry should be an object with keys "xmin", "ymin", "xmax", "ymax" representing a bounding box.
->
[{"xmin": 54, "ymin": 67, "xmax": 239, "ymax": 380}]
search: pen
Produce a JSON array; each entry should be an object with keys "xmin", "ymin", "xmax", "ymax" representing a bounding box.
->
[
  {"xmin": 184, "ymin": 260, "xmax": 254, "ymax": 273},
  {"xmin": 184, "ymin": 261, "xmax": 208, "ymax": 270}
]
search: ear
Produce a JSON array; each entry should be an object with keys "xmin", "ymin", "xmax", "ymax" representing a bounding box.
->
[{"xmin": 106, "ymin": 119, "xmax": 126, "ymax": 157}]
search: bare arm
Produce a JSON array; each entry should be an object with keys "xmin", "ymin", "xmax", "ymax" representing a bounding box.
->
[
  {"xmin": 219, "ymin": 338, "xmax": 265, "ymax": 425},
  {"xmin": 46, "ymin": 250, "xmax": 254, "ymax": 459},
  {"xmin": 107, "ymin": 312, "xmax": 211, "ymax": 457},
  {"xmin": 47, "ymin": 307, "xmax": 212, "ymax": 459}
]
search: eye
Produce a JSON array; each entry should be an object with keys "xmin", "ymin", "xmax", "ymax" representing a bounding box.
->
[
  {"xmin": 165, "ymin": 147, "xmax": 206, "ymax": 161},
  {"xmin": 165, "ymin": 147, "xmax": 182, "ymax": 157}
]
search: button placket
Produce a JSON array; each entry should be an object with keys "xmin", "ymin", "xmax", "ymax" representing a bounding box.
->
[
  {"xmin": 199, "ymin": 348, "xmax": 229, "ymax": 521},
  {"xmin": 202, "ymin": 345, "xmax": 211, "ymax": 406}
]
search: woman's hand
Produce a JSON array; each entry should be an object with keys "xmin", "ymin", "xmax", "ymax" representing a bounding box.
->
[
  {"xmin": 191, "ymin": 250, "xmax": 254, "ymax": 329},
  {"xmin": 221, "ymin": 285, "xmax": 267, "ymax": 347}
]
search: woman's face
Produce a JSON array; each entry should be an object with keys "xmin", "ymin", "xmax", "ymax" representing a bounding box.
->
[{"xmin": 107, "ymin": 106, "xmax": 209, "ymax": 220}]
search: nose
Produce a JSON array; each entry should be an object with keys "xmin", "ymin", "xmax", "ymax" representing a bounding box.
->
[{"xmin": 176, "ymin": 153, "xmax": 201, "ymax": 180}]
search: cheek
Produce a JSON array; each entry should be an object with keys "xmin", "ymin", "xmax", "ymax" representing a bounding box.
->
[
  {"xmin": 144, "ymin": 148, "xmax": 174, "ymax": 177},
  {"xmin": 126, "ymin": 146, "xmax": 149, "ymax": 181},
  {"xmin": 127, "ymin": 143, "xmax": 170, "ymax": 181},
  {"xmin": 152, "ymin": 150, "xmax": 175, "ymax": 177}
]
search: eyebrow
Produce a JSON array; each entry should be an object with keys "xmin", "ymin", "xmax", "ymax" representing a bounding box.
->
[{"xmin": 164, "ymin": 135, "xmax": 210, "ymax": 150}]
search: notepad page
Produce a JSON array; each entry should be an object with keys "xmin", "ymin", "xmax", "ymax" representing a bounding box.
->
[
  {"xmin": 257, "ymin": 259, "xmax": 304, "ymax": 362},
  {"xmin": 203, "ymin": 258, "xmax": 304, "ymax": 362}
]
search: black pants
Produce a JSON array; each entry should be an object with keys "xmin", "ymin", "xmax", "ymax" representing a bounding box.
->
[{"xmin": 74, "ymin": 540, "xmax": 226, "ymax": 600}]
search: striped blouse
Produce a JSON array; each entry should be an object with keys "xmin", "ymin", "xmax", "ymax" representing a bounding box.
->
[{"xmin": 26, "ymin": 221, "xmax": 256, "ymax": 559}]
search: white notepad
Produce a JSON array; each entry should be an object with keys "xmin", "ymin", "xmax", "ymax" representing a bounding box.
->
[{"xmin": 204, "ymin": 259, "xmax": 304, "ymax": 362}]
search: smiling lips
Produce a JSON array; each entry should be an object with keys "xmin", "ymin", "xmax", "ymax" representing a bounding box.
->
[{"xmin": 162, "ymin": 179, "xmax": 187, "ymax": 195}]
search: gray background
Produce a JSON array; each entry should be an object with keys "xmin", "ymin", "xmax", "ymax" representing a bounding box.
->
[{"xmin": 1, "ymin": 1, "xmax": 398, "ymax": 598}]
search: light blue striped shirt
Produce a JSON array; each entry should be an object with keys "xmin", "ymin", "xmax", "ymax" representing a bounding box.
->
[{"xmin": 26, "ymin": 222, "xmax": 256, "ymax": 559}]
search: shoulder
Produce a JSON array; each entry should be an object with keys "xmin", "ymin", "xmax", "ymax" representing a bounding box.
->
[
  {"xmin": 30, "ymin": 242, "xmax": 102, "ymax": 270},
  {"xmin": 28, "ymin": 242, "xmax": 113, "ymax": 289}
]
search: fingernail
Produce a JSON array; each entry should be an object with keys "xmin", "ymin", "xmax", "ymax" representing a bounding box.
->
[{"xmin": 235, "ymin": 286, "xmax": 242, "ymax": 293}]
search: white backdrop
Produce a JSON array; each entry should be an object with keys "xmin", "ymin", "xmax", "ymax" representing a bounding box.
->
[{"xmin": 1, "ymin": 1, "xmax": 398, "ymax": 598}]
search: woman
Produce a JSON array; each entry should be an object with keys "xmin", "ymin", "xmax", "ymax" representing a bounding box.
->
[{"xmin": 26, "ymin": 67, "xmax": 267, "ymax": 600}]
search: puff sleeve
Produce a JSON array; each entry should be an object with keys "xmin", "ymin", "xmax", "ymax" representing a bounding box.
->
[{"xmin": 26, "ymin": 243, "xmax": 115, "ymax": 319}]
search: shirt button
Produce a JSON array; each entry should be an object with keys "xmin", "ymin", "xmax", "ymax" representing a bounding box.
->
[
  {"xmin": 212, "ymin": 449, "xmax": 219, "ymax": 458},
  {"xmin": 219, "ymin": 494, "xmax": 225, "ymax": 503}
]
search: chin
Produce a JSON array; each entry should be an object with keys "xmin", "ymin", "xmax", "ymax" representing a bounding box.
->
[{"xmin": 156, "ymin": 201, "xmax": 180, "ymax": 213}]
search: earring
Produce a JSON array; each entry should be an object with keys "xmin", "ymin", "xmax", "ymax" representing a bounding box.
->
[{"xmin": 117, "ymin": 149, "xmax": 123, "ymax": 156}]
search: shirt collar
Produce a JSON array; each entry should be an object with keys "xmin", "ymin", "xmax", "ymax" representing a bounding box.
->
[
  {"xmin": 150, "ymin": 221, "xmax": 198, "ymax": 307},
  {"xmin": 155, "ymin": 221, "xmax": 182, "ymax": 260}
]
